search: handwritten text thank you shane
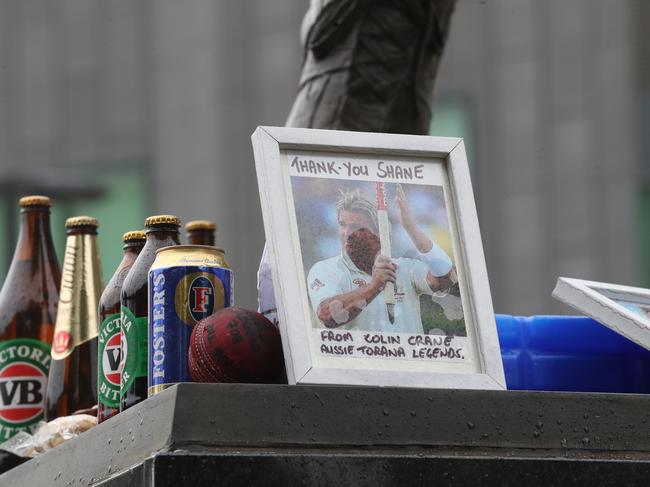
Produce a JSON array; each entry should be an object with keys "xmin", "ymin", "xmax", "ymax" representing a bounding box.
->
[{"xmin": 289, "ymin": 154, "xmax": 438, "ymax": 185}]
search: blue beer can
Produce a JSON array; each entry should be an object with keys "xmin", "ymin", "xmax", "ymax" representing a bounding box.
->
[{"xmin": 148, "ymin": 245, "xmax": 233, "ymax": 396}]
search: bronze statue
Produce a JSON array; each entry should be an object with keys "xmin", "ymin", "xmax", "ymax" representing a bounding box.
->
[{"xmin": 286, "ymin": 0, "xmax": 457, "ymax": 134}]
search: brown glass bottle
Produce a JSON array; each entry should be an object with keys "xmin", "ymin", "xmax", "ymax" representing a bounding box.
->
[
  {"xmin": 185, "ymin": 220, "xmax": 217, "ymax": 246},
  {"xmin": 0, "ymin": 196, "xmax": 61, "ymax": 439},
  {"xmin": 97, "ymin": 231, "xmax": 145, "ymax": 423},
  {"xmin": 120, "ymin": 215, "xmax": 180, "ymax": 411},
  {"xmin": 45, "ymin": 217, "xmax": 103, "ymax": 420}
]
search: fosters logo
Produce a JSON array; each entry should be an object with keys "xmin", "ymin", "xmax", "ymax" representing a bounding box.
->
[{"xmin": 174, "ymin": 272, "xmax": 225, "ymax": 325}]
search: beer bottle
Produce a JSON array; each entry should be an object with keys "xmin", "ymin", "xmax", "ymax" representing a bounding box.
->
[
  {"xmin": 0, "ymin": 196, "xmax": 60, "ymax": 440},
  {"xmin": 120, "ymin": 215, "xmax": 180, "ymax": 411},
  {"xmin": 185, "ymin": 220, "xmax": 217, "ymax": 246},
  {"xmin": 45, "ymin": 217, "xmax": 103, "ymax": 420},
  {"xmin": 97, "ymin": 231, "xmax": 145, "ymax": 423}
]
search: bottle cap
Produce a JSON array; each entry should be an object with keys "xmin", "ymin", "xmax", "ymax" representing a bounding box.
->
[
  {"xmin": 145, "ymin": 215, "xmax": 181, "ymax": 227},
  {"xmin": 65, "ymin": 216, "xmax": 99, "ymax": 228},
  {"xmin": 122, "ymin": 230, "xmax": 146, "ymax": 242},
  {"xmin": 185, "ymin": 220, "xmax": 217, "ymax": 232},
  {"xmin": 19, "ymin": 195, "xmax": 51, "ymax": 207}
]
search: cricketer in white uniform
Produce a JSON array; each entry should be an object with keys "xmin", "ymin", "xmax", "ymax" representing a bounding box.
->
[
  {"xmin": 306, "ymin": 187, "xmax": 456, "ymax": 334},
  {"xmin": 308, "ymin": 253, "xmax": 440, "ymax": 333}
]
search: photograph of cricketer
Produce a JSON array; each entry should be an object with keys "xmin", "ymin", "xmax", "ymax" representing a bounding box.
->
[{"xmin": 291, "ymin": 175, "xmax": 468, "ymax": 338}]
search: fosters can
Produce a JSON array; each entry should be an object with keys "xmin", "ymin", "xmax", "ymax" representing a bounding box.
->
[{"xmin": 148, "ymin": 245, "xmax": 233, "ymax": 396}]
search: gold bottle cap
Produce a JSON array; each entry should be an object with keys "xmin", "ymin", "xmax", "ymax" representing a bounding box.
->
[
  {"xmin": 145, "ymin": 215, "xmax": 181, "ymax": 227},
  {"xmin": 65, "ymin": 216, "xmax": 99, "ymax": 228},
  {"xmin": 19, "ymin": 195, "xmax": 51, "ymax": 207},
  {"xmin": 123, "ymin": 230, "xmax": 146, "ymax": 242},
  {"xmin": 185, "ymin": 220, "xmax": 217, "ymax": 231}
]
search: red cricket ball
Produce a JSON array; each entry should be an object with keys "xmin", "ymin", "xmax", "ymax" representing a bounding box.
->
[{"xmin": 188, "ymin": 307, "xmax": 284, "ymax": 384}]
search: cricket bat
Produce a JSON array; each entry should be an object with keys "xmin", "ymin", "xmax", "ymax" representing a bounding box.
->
[{"xmin": 376, "ymin": 181, "xmax": 395, "ymax": 324}]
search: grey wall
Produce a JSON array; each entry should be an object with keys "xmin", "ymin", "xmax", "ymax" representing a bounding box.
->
[
  {"xmin": 150, "ymin": 0, "xmax": 303, "ymax": 309},
  {"xmin": 0, "ymin": 0, "xmax": 304, "ymax": 308},
  {"xmin": 435, "ymin": 0, "xmax": 639, "ymax": 314},
  {"xmin": 0, "ymin": 0, "xmax": 150, "ymax": 171},
  {"xmin": 0, "ymin": 0, "xmax": 643, "ymax": 315}
]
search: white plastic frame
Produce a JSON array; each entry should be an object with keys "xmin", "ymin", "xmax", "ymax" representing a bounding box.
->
[
  {"xmin": 553, "ymin": 276, "xmax": 650, "ymax": 350},
  {"xmin": 252, "ymin": 126, "xmax": 505, "ymax": 390}
]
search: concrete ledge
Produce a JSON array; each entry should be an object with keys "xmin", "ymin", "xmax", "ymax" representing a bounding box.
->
[{"xmin": 168, "ymin": 384, "xmax": 650, "ymax": 453}]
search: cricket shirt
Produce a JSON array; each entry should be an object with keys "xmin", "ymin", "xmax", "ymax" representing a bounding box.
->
[{"xmin": 307, "ymin": 253, "xmax": 433, "ymax": 334}]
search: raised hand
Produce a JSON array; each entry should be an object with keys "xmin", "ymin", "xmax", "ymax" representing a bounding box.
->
[
  {"xmin": 395, "ymin": 184, "xmax": 432, "ymax": 253},
  {"xmin": 395, "ymin": 183, "xmax": 417, "ymax": 232}
]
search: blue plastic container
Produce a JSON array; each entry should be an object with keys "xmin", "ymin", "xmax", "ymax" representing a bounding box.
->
[{"xmin": 496, "ymin": 315, "xmax": 650, "ymax": 393}]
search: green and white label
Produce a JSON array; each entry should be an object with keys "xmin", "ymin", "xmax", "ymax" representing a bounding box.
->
[
  {"xmin": 0, "ymin": 338, "xmax": 51, "ymax": 440},
  {"xmin": 120, "ymin": 306, "xmax": 148, "ymax": 394},
  {"xmin": 98, "ymin": 314, "xmax": 122, "ymax": 408}
]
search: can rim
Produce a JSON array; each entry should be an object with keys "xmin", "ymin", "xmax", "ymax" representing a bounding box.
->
[{"xmin": 155, "ymin": 245, "xmax": 225, "ymax": 255}]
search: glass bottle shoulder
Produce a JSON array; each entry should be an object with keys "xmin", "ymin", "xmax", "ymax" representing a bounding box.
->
[{"xmin": 121, "ymin": 234, "xmax": 178, "ymax": 299}]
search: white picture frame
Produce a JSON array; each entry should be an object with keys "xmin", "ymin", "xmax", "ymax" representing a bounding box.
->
[
  {"xmin": 553, "ymin": 277, "xmax": 650, "ymax": 350},
  {"xmin": 251, "ymin": 126, "xmax": 505, "ymax": 390}
]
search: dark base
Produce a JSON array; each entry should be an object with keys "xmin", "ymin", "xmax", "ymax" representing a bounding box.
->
[
  {"xmin": 3, "ymin": 383, "xmax": 650, "ymax": 486},
  {"xmin": 99, "ymin": 451, "xmax": 650, "ymax": 487}
]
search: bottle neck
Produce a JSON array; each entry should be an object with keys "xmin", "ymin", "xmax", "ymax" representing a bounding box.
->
[
  {"xmin": 14, "ymin": 206, "xmax": 57, "ymax": 261},
  {"xmin": 121, "ymin": 242, "xmax": 144, "ymax": 264},
  {"xmin": 123, "ymin": 242, "xmax": 145, "ymax": 255},
  {"xmin": 66, "ymin": 226, "xmax": 97, "ymax": 237},
  {"xmin": 187, "ymin": 230, "xmax": 215, "ymax": 246},
  {"xmin": 145, "ymin": 227, "xmax": 180, "ymax": 248}
]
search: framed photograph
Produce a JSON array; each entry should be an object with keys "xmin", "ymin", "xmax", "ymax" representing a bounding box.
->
[
  {"xmin": 252, "ymin": 126, "xmax": 505, "ymax": 390},
  {"xmin": 553, "ymin": 277, "xmax": 650, "ymax": 350}
]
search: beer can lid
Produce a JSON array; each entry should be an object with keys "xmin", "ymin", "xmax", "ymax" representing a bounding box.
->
[
  {"xmin": 66, "ymin": 216, "xmax": 99, "ymax": 228},
  {"xmin": 19, "ymin": 195, "xmax": 51, "ymax": 207},
  {"xmin": 185, "ymin": 220, "xmax": 217, "ymax": 231},
  {"xmin": 122, "ymin": 230, "xmax": 146, "ymax": 242},
  {"xmin": 145, "ymin": 215, "xmax": 181, "ymax": 227}
]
